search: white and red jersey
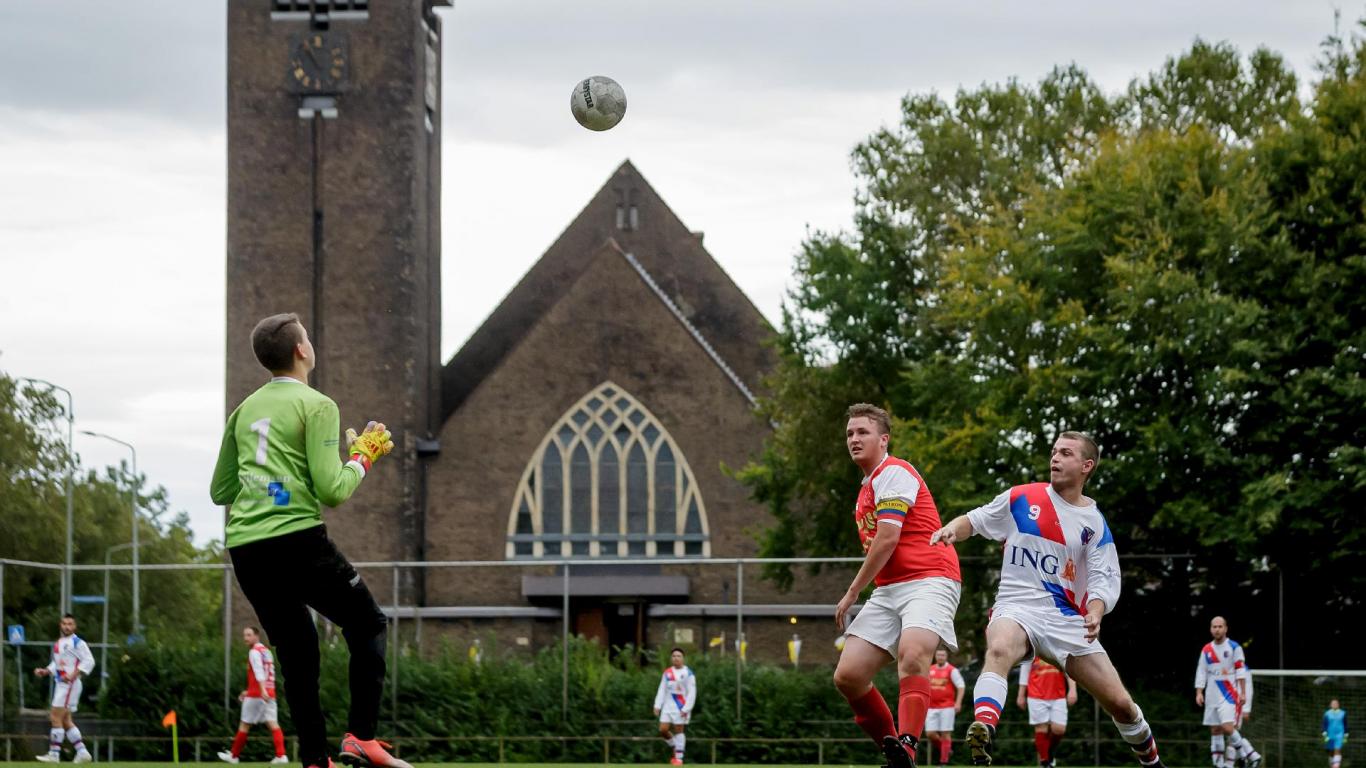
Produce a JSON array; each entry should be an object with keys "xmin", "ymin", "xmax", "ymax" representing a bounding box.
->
[
  {"xmin": 854, "ymin": 454, "xmax": 961, "ymax": 587},
  {"xmin": 966, "ymin": 482, "xmax": 1120, "ymax": 617},
  {"xmin": 47, "ymin": 635, "xmax": 95, "ymax": 681},
  {"xmin": 1194, "ymin": 639, "xmax": 1247, "ymax": 706},
  {"xmin": 246, "ymin": 643, "xmax": 276, "ymax": 699},
  {"xmin": 653, "ymin": 665, "xmax": 696, "ymax": 715},
  {"xmin": 928, "ymin": 662, "xmax": 965, "ymax": 708},
  {"xmin": 1020, "ymin": 657, "xmax": 1068, "ymax": 700}
]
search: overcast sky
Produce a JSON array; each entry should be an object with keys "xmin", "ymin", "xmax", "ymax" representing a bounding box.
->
[{"xmin": 0, "ymin": 0, "xmax": 1345, "ymax": 547}]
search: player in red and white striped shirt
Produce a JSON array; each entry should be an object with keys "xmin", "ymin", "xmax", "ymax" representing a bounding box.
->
[
  {"xmin": 218, "ymin": 627, "xmax": 288, "ymax": 764},
  {"xmin": 833, "ymin": 404, "xmax": 962, "ymax": 768}
]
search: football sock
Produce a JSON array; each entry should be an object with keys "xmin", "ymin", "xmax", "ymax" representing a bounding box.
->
[
  {"xmin": 1035, "ymin": 731, "xmax": 1052, "ymax": 763},
  {"xmin": 1113, "ymin": 703, "xmax": 1160, "ymax": 766},
  {"xmin": 938, "ymin": 737, "xmax": 951, "ymax": 765},
  {"xmin": 898, "ymin": 676, "xmax": 931, "ymax": 740},
  {"xmin": 1052, "ymin": 730, "xmax": 1065, "ymax": 759},
  {"xmin": 674, "ymin": 733, "xmax": 686, "ymax": 759},
  {"xmin": 1331, "ymin": 756, "xmax": 1341, "ymax": 768},
  {"xmin": 231, "ymin": 730, "xmax": 249, "ymax": 757},
  {"xmin": 972, "ymin": 672, "xmax": 1008, "ymax": 727},
  {"xmin": 49, "ymin": 727, "xmax": 64, "ymax": 755},
  {"xmin": 664, "ymin": 733, "xmax": 675, "ymax": 746},
  {"xmin": 1233, "ymin": 731, "xmax": 1258, "ymax": 759},
  {"xmin": 65, "ymin": 727, "xmax": 86, "ymax": 755},
  {"xmin": 849, "ymin": 686, "xmax": 896, "ymax": 744},
  {"xmin": 272, "ymin": 728, "xmax": 286, "ymax": 757},
  {"xmin": 1210, "ymin": 734, "xmax": 1225, "ymax": 767}
]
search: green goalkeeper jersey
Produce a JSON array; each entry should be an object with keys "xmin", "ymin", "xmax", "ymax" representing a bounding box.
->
[{"xmin": 211, "ymin": 377, "xmax": 365, "ymax": 547}]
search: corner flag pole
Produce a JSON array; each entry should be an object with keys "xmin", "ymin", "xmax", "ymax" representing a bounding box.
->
[{"xmin": 162, "ymin": 710, "xmax": 179, "ymax": 763}]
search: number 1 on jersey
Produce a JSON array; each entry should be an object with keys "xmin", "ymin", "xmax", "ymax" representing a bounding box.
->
[{"xmin": 250, "ymin": 418, "xmax": 271, "ymax": 465}]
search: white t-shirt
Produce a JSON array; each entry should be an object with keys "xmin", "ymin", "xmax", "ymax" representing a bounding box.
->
[
  {"xmin": 1195, "ymin": 638, "xmax": 1248, "ymax": 704},
  {"xmin": 653, "ymin": 665, "xmax": 696, "ymax": 714},
  {"xmin": 966, "ymin": 483, "xmax": 1120, "ymax": 617},
  {"xmin": 47, "ymin": 635, "xmax": 95, "ymax": 680}
]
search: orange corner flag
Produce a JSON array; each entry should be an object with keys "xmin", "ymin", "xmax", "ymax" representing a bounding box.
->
[{"xmin": 161, "ymin": 711, "xmax": 177, "ymax": 728}]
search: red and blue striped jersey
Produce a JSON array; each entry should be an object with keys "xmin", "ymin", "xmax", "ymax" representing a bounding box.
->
[
  {"xmin": 966, "ymin": 482, "xmax": 1120, "ymax": 616},
  {"xmin": 1194, "ymin": 639, "xmax": 1247, "ymax": 704}
]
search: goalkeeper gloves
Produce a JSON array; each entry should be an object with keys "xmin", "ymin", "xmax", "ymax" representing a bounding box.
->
[{"xmin": 346, "ymin": 421, "xmax": 394, "ymax": 473}]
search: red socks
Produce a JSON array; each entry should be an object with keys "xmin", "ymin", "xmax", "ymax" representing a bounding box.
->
[
  {"xmin": 898, "ymin": 676, "xmax": 931, "ymax": 740},
  {"xmin": 230, "ymin": 731, "xmax": 249, "ymax": 758},
  {"xmin": 849, "ymin": 687, "xmax": 896, "ymax": 745},
  {"xmin": 272, "ymin": 728, "xmax": 286, "ymax": 758},
  {"xmin": 1035, "ymin": 731, "xmax": 1052, "ymax": 763},
  {"xmin": 938, "ymin": 737, "xmax": 951, "ymax": 764}
]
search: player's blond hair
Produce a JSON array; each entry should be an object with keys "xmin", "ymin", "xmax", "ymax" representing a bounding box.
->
[
  {"xmin": 847, "ymin": 403, "xmax": 892, "ymax": 436},
  {"xmin": 1059, "ymin": 430, "xmax": 1100, "ymax": 476}
]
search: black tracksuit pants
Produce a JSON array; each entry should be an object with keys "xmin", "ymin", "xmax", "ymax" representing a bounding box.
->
[{"xmin": 229, "ymin": 526, "xmax": 387, "ymax": 766}]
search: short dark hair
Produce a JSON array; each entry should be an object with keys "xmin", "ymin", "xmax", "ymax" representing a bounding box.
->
[
  {"xmin": 671, "ymin": 647, "xmax": 685, "ymax": 656},
  {"xmin": 245, "ymin": 625, "xmax": 260, "ymax": 635},
  {"xmin": 62, "ymin": 613, "xmax": 75, "ymax": 620},
  {"xmin": 251, "ymin": 313, "xmax": 305, "ymax": 373},
  {"xmin": 847, "ymin": 403, "xmax": 892, "ymax": 435}
]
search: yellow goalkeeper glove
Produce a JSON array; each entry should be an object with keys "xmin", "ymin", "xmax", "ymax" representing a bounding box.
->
[{"xmin": 346, "ymin": 421, "xmax": 394, "ymax": 473}]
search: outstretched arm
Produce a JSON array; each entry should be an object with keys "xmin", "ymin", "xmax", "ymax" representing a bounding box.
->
[{"xmin": 930, "ymin": 515, "xmax": 975, "ymax": 546}]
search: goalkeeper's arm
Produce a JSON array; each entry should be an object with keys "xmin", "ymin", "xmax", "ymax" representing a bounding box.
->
[{"xmin": 304, "ymin": 403, "xmax": 390, "ymax": 507}]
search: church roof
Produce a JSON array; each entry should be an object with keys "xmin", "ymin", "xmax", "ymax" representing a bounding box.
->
[{"xmin": 440, "ymin": 160, "xmax": 774, "ymax": 422}]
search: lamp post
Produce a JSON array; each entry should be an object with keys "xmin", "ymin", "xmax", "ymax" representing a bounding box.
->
[
  {"xmin": 101, "ymin": 542, "xmax": 134, "ymax": 681},
  {"xmin": 81, "ymin": 431, "xmax": 139, "ymax": 636},
  {"xmin": 19, "ymin": 378, "xmax": 74, "ymax": 613}
]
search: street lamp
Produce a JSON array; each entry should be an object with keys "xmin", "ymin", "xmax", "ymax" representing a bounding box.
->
[
  {"xmin": 101, "ymin": 542, "xmax": 134, "ymax": 681},
  {"xmin": 80, "ymin": 430, "xmax": 139, "ymax": 636},
  {"xmin": 18, "ymin": 378, "xmax": 75, "ymax": 613}
]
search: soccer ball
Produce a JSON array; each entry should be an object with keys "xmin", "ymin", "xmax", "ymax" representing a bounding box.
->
[{"xmin": 570, "ymin": 76, "xmax": 627, "ymax": 131}]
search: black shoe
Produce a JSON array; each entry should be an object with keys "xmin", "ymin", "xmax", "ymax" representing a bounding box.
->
[
  {"xmin": 882, "ymin": 735, "xmax": 916, "ymax": 768},
  {"xmin": 965, "ymin": 721, "xmax": 994, "ymax": 766},
  {"xmin": 1245, "ymin": 755, "xmax": 1262, "ymax": 768}
]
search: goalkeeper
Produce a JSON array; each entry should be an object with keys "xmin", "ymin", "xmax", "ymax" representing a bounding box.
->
[{"xmin": 212, "ymin": 312, "xmax": 407, "ymax": 768}]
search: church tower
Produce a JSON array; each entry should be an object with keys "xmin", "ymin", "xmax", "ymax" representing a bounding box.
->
[{"xmin": 225, "ymin": 0, "xmax": 447, "ymax": 598}]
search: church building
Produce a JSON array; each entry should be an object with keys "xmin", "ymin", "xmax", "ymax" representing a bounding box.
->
[{"xmin": 227, "ymin": 0, "xmax": 842, "ymax": 662}]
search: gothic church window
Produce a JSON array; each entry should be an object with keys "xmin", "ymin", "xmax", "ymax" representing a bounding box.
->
[{"xmin": 507, "ymin": 382, "xmax": 709, "ymax": 559}]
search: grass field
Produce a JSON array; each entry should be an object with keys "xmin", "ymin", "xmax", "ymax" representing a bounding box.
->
[{"xmin": 0, "ymin": 763, "xmax": 1157, "ymax": 768}]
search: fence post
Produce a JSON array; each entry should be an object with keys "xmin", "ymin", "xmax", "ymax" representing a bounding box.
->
[
  {"xmin": 710, "ymin": 740, "xmax": 717, "ymax": 764},
  {"xmin": 1, "ymin": 561, "xmax": 6, "ymax": 729},
  {"xmin": 223, "ymin": 565, "xmax": 232, "ymax": 723},
  {"xmin": 603, "ymin": 735, "xmax": 610, "ymax": 764},
  {"xmin": 1092, "ymin": 695, "xmax": 1100, "ymax": 766},
  {"xmin": 817, "ymin": 739, "xmax": 824, "ymax": 765},
  {"xmin": 392, "ymin": 564, "xmax": 400, "ymax": 725},
  {"xmin": 735, "ymin": 561, "xmax": 743, "ymax": 722},
  {"xmin": 498, "ymin": 735, "xmax": 505, "ymax": 763},
  {"xmin": 562, "ymin": 563, "xmax": 571, "ymax": 723},
  {"xmin": 1277, "ymin": 567, "xmax": 1284, "ymax": 768}
]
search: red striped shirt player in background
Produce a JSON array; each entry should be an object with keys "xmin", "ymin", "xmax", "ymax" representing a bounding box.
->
[
  {"xmin": 833, "ymin": 403, "xmax": 962, "ymax": 768},
  {"xmin": 1016, "ymin": 656, "xmax": 1077, "ymax": 767},
  {"xmin": 931, "ymin": 431, "xmax": 1165, "ymax": 767},
  {"xmin": 219, "ymin": 626, "xmax": 288, "ymax": 764},
  {"xmin": 924, "ymin": 649, "xmax": 965, "ymax": 767}
]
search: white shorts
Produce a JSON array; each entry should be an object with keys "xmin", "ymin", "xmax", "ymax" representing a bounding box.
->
[
  {"xmin": 1028, "ymin": 697, "xmax": 1068, "ymax": 726},
  {"xmin": 988, "ymin": 602, "xmax": 1104, "ymax": 668},
  {"xmin": 51, "ymin": 679, "xmax": 83, "ymax": 712},
  {"xmin": 1203, "ymin": 696, "xmax": 1240, "ymax": 726},
  {"xmin": 924, "ymin": 707, "xmax": 956, "ymax": 732},
  {"xmin": 240, "ymin": 697, "xmax": 279, "ymax": 724},
  {"xmin": 659, "ymin": 710, "xmax": 689, "ymax": 726},
  {"xmin": 846, "ymin": 577, "xmax": 961, "ymax": 654}
]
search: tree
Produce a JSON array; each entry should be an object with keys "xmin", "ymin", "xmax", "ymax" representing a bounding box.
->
[{"xmin": 743, "ymin": 31, "xmax": 1364, "ymax": 669}]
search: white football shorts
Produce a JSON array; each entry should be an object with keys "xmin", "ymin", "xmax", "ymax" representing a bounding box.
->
[
  {"xmin": 1203, "ymin": 695, "xmax": 1240, "ymax": 726},
  {"xmin": 659, "ymin": 709, "xmax": 689, "ymax": 726},
  {"xmin": 1028, "ymin": 697, "xmax": 1068, "ymax": 726},
  {"xmin": 987, "ymin": 602, "xmax": 1104, "ymax": 669},
  {"xmin": 51, "ymin": 679, "xmax": 83, "ymax": 712},
  {"xmin": 924, "ymin": 706, "xmax": 956, "ymax": 732},
  {"xmin": 846, "ymin": 577, "xmax": 961, "ymax": 654},
  {"xmin": 240, "ymin": 697, "xmax": 279, "ymax": 724}
]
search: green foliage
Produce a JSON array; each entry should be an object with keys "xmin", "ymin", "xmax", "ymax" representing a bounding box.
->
[
  {"xmin": 744, "ymin": 28, "xmax": 1364, "ymax": 670},
  {"xmin": 0, "ymin": 370, "xmax": 223, "ymax": 652}
]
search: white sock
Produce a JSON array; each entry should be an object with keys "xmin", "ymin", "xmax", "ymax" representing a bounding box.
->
[
  {"xmin": 972, "ymin": 672, "xmax": 1008, "ymax": 725},
  {"xmin": 664, "ymin": 733, "xmax": 675, "ymax": 746},
  {"xmin": 1331, "ymin": 755, "xmax": 1342, "ymax": 768},
  {"xmin": 1112, "ymin": 704, "xmax": 1159, "ymax": 766},
  {"xmin": 66, "ymin": 727, "xmax": 87, "ymax": 754},
  {"xmin": 1211, "ymin": 735, "xmax": 1225, "ymax": 767},
  {"xmin": 674, "ymin": 733, "xmax": 686, "ymax": 758},
  {"xmin": 49, "ymin": 727, "xmax": 64, "ymax": 755},
  {"xmin": 1233, "ymin": 730, "xmax": 1257, "ymax": 759}
]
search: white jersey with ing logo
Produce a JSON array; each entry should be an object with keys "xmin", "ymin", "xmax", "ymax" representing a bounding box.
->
[{"xmin": 966, "ymin": 483, "xmax": 1120, "ymax": 618}]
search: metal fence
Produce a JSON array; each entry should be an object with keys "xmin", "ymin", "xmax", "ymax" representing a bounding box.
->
[{"xmin": 0, "ymin": 554, "xmax": 1332, "ymax": 767}]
